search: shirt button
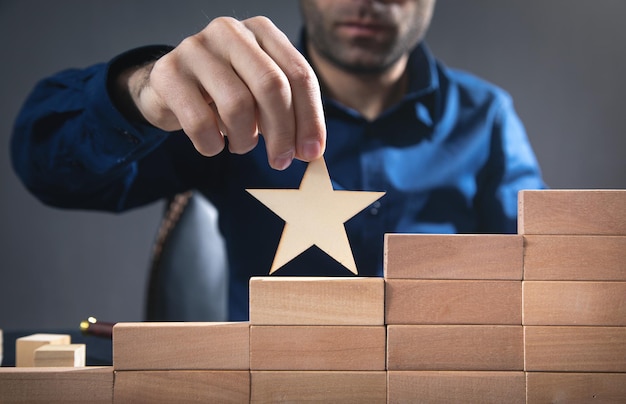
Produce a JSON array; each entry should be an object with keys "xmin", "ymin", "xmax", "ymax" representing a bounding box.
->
[{"xmin": 370, "ymin": 201, "xmax": 381, "ymax": 216}]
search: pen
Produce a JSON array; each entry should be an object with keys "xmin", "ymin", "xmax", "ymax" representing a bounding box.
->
[{"xmin": 79, "ymin": 316, "xmax": 115, "ymax": 339}]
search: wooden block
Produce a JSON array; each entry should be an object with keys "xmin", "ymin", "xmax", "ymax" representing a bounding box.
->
[
  {"xmin": 385, "ymin": 279, "xmax": 521, "ymax": 325},
  {"xmin": 523, "ymin": 235, "xmax": 626, "ymax": 280},
  {"xmin": 113, "ymin": 322, "xmax": 249, "ymax": 370},
  {"xmin": 518, "ymin": 189, "xmax": 626, "ymax": 235},
  {"xmin": 0, "ymin": 366, "xmax": 113, "ymax": 403},
  {"xmin": 524, "ymin": 326, "xmax": 626, "ymax": 372},
  {"xmin": 384, "ymin": 234, "xmax": 523, "ymax": 279},
  {"xmin": 523, "ymin": 281, "xmax": 626, "ymax": 326},
  {"xmin": 114, "ymin": 370, "xmax": 250, "ymax": 403},
  {"xmin": 250, "ymin": 326, "xmax": 385, "ymax": 370},
  {"xmin": 387, "ymin": 325, "xmax": 523, "ymax": 371},
  {"xmin": 34, "ymin": 344, "xmax": 86, "ymax": 367},
  {"xmin": 251, "ymin": 371, "xmax": 386, "ymax": 403},
  {"xmin": 16, "ymin": 333, "xmax": 71, "ymax": 367},
  {"xmin": 249, "ymin": 277, "xmax": 384, "ymax": 325},
  {"xmin": 387, "ymin": 371, "xmax": 525, "ymax": 404},
  {"xmin": 526, "ymin": 372, "xmax": 626, "ymax": 404}
]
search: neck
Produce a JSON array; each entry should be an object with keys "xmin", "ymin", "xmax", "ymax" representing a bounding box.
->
[{"xmin": 308, "ymin": 44, "xmax": 409, "ymax": 121}]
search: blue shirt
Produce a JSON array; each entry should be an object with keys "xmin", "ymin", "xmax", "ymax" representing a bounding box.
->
[{"xmin": 11, "ymin": 41, "xmax": 544, "ymax": 320}]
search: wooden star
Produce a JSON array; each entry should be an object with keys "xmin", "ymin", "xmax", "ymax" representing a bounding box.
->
[{"xmin": 247, "ymin": 158, "xmax": 385, "ymax": 275}]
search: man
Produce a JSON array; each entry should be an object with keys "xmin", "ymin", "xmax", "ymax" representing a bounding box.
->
[{"xmin": 11, "ymin": 0, "xmax": 544, "ymax": 320}]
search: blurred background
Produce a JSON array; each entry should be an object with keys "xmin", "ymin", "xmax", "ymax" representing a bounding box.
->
[{"xmin": 1, "ymin": 0, "xmax": 624, "ymax": 330}]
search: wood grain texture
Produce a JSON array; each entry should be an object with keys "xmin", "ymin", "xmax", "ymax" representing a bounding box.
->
[
  {"xmin": 114, "ymin": 370, "xmax": 250, "ymax": 403},
  {"xmin": 523, "ymin": 281, "xmax": 626, "ymax": 326},
  {"xmin": 16, "ymin": 333, "xmax": 71, "ymax": 367},
  {"xmin": 387, "ymin": 325, "xmax": 524, "ymax": 371},
  {"xmin": 524, "ymin": 326, "xmax": 626, "ymax": 372},
  {"xmin": 526, "ymin": 372, "xmax": 626, "ymax": 404},
  {"xmin": 249, "ymin": 277, "xmax": 384, "ymax": 325},
  {"xmin": 384, "ymin": 234, "xmax": 523, "ymax": 279},
  {"xmin": 385, "ymin": 279, "xmax": 521, "ymax": 325},
  {"xmin": 523, "ymin": 235, "xmax": 626, "ymax": 280},
  {"xmin": 387, "ymin": 371, "xmax": 525, "ymax": 404},
  {"xmin": 0, "ymin": 366, "xmax": 113, "ymax": 404},
  {"xmin": 113, "ymin": 322, "xmax": 249, "ymax": 370},
  {"xmin": 518, "ymin": 190, "xmax": 626, "ymax": 235},
  {"xmin": 250, "ymin": 371, "xmax": 386, "ymax": 403},
  {"xmin": 33, "ymin": 344, "xmax": 86, "ymax": 367},
  {"xmin": 250, "ymin": 326, "xmax": 385, "ymax": 370}
]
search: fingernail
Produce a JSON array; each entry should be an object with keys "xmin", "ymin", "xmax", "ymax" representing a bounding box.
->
[
  {"xmin": 273, "ymin": 150, "xmax": 294, "ymax": 170},
  {"xmin": 302, "ymin": 140, "xmax": 322, "ymax": 161}
]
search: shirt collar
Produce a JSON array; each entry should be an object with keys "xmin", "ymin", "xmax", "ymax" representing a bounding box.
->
[{"xmin": 296, "ymin": 30, "xmax": 439, "ymax": 127}]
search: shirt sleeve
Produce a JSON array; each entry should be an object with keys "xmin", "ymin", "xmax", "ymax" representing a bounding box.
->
[
  {"xmin": 475, "ymin": 93, "xmax": 546, "ymax": 233},
  {"xmin": 11, "ymin": 46, "xmax": 224, "ymax": 212}
]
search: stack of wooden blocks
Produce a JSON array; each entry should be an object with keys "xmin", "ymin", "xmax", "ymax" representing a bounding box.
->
[
  {"xmin": 0, "ymin": 189, "xmax": 624, "ymax": 403},
  {"xmin": 520, "ymin": 190, "xmax": 626, "ymax": 403}
]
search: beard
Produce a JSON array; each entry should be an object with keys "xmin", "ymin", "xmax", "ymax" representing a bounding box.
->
[{"xmin": 301, "ymin": 0, "xmax": 432, "ymax": 74}]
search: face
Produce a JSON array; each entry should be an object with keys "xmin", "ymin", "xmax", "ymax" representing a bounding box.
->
[{"xmin": 300, "ymin": 0, "xmax": 436, "ymax": 74}]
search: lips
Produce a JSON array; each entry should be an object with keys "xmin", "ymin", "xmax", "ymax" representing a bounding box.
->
[{"xmin": 336, "ymin": 21, "xmax": 390, "ymax": 38}]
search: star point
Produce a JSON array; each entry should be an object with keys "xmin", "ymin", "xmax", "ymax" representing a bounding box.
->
[{"xmin": 247, "ymin": 157, "xmax": 385, "ymax": 275}]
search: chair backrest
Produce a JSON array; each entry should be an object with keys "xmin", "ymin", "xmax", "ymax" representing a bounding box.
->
[{"xmin": 145, "ymin": 191, "xmax": 228, "ymax": 321}]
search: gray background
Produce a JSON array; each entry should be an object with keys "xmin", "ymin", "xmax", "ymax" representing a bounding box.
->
[{"xmin": 1, "ymin": 1, "xmax": 624, "ymax": 330}]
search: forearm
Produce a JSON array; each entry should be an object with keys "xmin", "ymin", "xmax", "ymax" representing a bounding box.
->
[{"xmin": 10, "ymin": 46, "xmax": 184, "ymax": 211}]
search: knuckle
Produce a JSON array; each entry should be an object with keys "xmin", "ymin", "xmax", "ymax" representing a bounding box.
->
[
  {"xmin": 287, "ymin": 63, "xmax": 317, "ymax": 90},
  {"xmin": 219, "ymin": 89, "xmax": 255, "ymax": 116},
  {"xmin": 257, "ymin": 68, "xmax": 289, "ymax": 96}
]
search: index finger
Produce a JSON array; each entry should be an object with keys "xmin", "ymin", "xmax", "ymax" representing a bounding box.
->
[{"xmin": 244, "ymin": 17, "xmax": 326, "ymax": 162}]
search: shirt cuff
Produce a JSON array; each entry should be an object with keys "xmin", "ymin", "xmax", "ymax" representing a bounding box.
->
[{"xmin": 83, "ymin": 46, "xmax": 175, "ymax": 167}]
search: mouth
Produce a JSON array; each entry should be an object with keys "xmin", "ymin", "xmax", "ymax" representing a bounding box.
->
[{"xmin": 336, "ymin": 21, "xmax": 391, "ymax": 38}]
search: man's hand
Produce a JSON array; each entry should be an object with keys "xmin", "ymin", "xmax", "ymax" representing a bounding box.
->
[{"xmin": 119, "ymin": 16, "xmax": 326, "ymax": 170}]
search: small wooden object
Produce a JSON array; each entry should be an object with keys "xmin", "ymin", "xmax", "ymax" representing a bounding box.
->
[
  {"xmin": 250, "ymin": 371, "xmax": 387, "ymax": 403},
  {"xmin": 33, "ymin": 344, "xmax": 86, "ymax": 367},
  {"xmin": 518, "ymin": 189, "xmax": 626, "ymax": 235},
  {"xmin": 523, "ymin": 281, "xmax": 626, "ymax": 326},
  {"xmin": 385, "ymin": 279, "xmax": 521, "ymax": 325},
  {"xmin": 526, "ymin": 372, "xmax": 626, "ymax": 403},
  {"xmin": 384, "ymin": 234, "xmax": 523, "ymax": 279},
  {"xmin": 113, "ymin": 322, "xmax": 249, "ymax": 370},
  {"xmin": 250, "ymin": 325, "xmax": 386, "ymax": 370},
  {"xmin": 114, "ymin": 370, "xmax": 250, "ymax": 403},
  {"xmin": 249, "ymin": 276, "xmax": 384, "ymax": 325},
  {"xmin": 523, "ymin": 235, "xmax": 626, "ymax": 280},
  {"xmin": 387, "ymin": 325, "xmax": 524, "ymax": 371},
  {"xmin": 0, "ymin": 366, "xmax": 113, "ymax": 403},
  {"xmin": 387, "ymin": 371, "xmax": 526, "ymax": 404},
  {"xmin": 16, "ymin": 333, "xmax": 71, "ymax": 367},
  {"xmin": 524, "ymin": 326, "xmax": 626, "ymax": 372}
]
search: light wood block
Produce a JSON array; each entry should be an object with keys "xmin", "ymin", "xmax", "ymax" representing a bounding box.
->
[
  {"xmin": 249, "ymin": 277, "xmax": 384, "ymax": 325},
  {"xmin": 526, "ymin": 372, "xmax": 626, "ymax": 404},
  {"xmin": 16, "ymin": 333, "xmax": 71, "ymax": 367},
  {"xmin": 523, "ymin": 281, "xmax": 626, "ymax": 326},
  {"xmin": 34, "ymin": 344, "xmax": 86, "ymax": 367},
  {"xmin": 523, "ymin": 235, "xmax": 626, "ymax": 280},
  {"xmin": 518, "ymin": 189, "xmax": 626, "ymax": 235},
  {"xmin": 387, "ymin": 325, "xmax": 523, "ymax": 371},
  {"xmin": 113, "ymin": 322, "xmax": 249, "ymax": 370},
  {"xmin": 250, "ymin": 326, "xmax": 385, "ymax": 370},
  {"xmin": 251, "ymin": 371, "xmax": 386, "ymax": 403},
  {"xmin": 525, "ymin": 326, "xmax": 626, "ymax": 372},
  {"xmin": 0, "ymin": 366, "xmax": 113, "ymax": 403},
  {"xmin": 386, "ymin": 279, "xmax": 521, "ymax": 325},
  {"xmin": 114, "ymin": 370, "xmax": 250, "ymax": 403},
  {"xmin": 387, "ymin": 371, "xmax": 525, "ymax": 404},
  {"xmin": 384, "ymin": 234, "xmax": 523, "ymax": 279}
]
